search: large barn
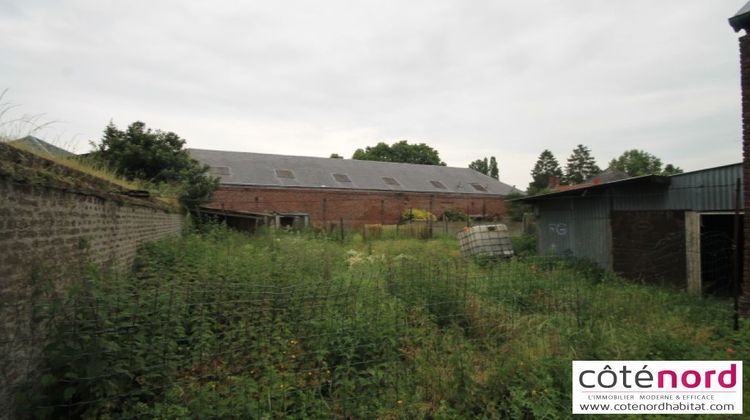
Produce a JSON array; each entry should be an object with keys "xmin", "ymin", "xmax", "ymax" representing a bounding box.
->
[{"xmin": 189, "ymin": 148, "xmax": 517, "ymax": 231}]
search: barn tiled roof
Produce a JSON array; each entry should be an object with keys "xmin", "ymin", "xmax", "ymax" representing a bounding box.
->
[{"xmin": 189, "ymin": 148, "xmax": 517, "ymax": 196}]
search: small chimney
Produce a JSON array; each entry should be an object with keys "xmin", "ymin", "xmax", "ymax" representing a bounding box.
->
[{"xmin": 547, "ymin": 175, "xmax": 560, "ymax": 189}]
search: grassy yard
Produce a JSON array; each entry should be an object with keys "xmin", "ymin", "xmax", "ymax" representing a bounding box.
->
[{"xmin": 18, "ymin": 227, "xmax": 748, "ymax": 418}]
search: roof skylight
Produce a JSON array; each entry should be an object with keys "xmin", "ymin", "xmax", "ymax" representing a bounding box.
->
[
  {"xmin": 470, "ymin": 183, "xmax": 488, "ymax": 192},
  {"xmin": 275, "ymin": 169, "xmax": 296, "ymax": 179},
  {"xmin": 333, "ymin": 173, "xmax": 352, "ymax": 183},
  {"xmin": 430, "ymin": 180, "xmax": 446, "ymax": 189},
  {"xmin": 382, "ymin": 177, "xmax": 400, "ymax": 186}
]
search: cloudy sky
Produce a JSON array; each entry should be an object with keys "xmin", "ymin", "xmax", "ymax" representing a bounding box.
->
[{"xmin": 0, "ymin": 0, "xmax": 746, "ymax": 187}]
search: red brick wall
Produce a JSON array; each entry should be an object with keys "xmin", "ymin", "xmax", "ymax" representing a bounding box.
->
[
  {"xmin": 741, "ymin": 34, "xmax": 750, "ymax": 313},
  {"xmin": 206, "ymin": 185, "xmax": 508, "ymax": 228}
]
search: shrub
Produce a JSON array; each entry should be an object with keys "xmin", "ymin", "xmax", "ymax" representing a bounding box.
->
[{"xmin": 400, "ymin": 208, "xmax": 437, "ymax": 222}]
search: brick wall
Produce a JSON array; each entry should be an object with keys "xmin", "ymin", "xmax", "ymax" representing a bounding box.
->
[
  {"xmin": 207, "ymin": 185, "xmax": 508, "ymax": 228},
  {"xmin": 741, "ymin": 34, "xmax": 750, "ymax": 313},
  {"xmin": 0, "ymin": 173, "xmax": 183, "ymax": 416}
]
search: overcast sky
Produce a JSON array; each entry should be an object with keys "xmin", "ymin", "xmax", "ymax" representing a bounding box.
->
[{"xmin": 0, "ymin": 0, "xmax": 746, "ymax": 188}]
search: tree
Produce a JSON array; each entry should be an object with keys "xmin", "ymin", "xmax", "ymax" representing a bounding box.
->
[
  {"xmin": 92, "ymin": 121, "xmax": 218, "ymax": 212},
  {"xmin": 662, "ymin": 164, "xmax": 683, "ymax": 176},
  {"xmin": 352, "ymin": 140, "xmax": 446, "ymax": 165},
  {"xmin": 329, "ymin": 153, "xmax": 343, "ymax": 159},
  {"xmin": 489, "ymin": 156, "xmax": 499, "ymax": 180},
  {"xmin": 469, "ymin": 156, "xmax": 499, "ymax": 180},
  {"xmin": 609, "ymin": 149, "xmax": 682, "ymax": 177},
  {"xmin": 564, "ymin": 144, "xmax": 600, "ymax": 184},
  {"xmin": 528, "ymin": 149, "xmax": 563, "ymax": 194},
  {"xmin": 469, "ymin": 157, "xmax": 488, "ymax": 175}
]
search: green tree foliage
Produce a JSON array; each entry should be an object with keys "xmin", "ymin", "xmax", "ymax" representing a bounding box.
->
[
  {"xmin": 489, "ymin": 156, "xmax": 499, "ymax": 180},
  {"xmin": 92, "ymin": 121, "xmax": 218, "ymax": 212},
  {"xmin": 528, "ymin": 149, "xmax": 562, "ymax": 194},
  {"xmin": 469, "ymin": 156, "xmax": 499, "ymax": 180},
  {"xmin": 564, "ymin": 144, "xmax": 600, "ymax": 185},
  {"xmin": 329, "ymin": 153, "xmax": 343, "ymax": 159},
  {"xmin": 608, "ymin": 149, "xmax": 683, "ymax": 177},
  {"xmin": 352, "ymin": 140, "xmax": 446, "ymax": 165},
  {"xmin": 469, "ymin": 157, "xmax": 488, "ymax": 175},
  {"xmin": 661, "ymin": 164, "xmax": 683, "ymax": 176}
]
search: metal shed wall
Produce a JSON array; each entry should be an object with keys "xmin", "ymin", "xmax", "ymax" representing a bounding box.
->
[
  {"xmin": 611, "ymin": 164, "xmax": 742, "ymax": 211},
  {"xmin": 534, "ymin": 163, "xmax": 743, "ymax": 269},
  {"xmin": 537, "ymin": 195, "xmax": 612, "ymax": 268}
]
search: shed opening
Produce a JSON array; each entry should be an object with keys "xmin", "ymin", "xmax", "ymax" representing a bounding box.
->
[{"xmin": 700, "ymin": 214, "xmax": 744, "ymax": 297}]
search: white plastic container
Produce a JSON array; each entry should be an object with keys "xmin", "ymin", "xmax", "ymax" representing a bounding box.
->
[{"xmin": 457, "ymin": 224, "xmax": 514, "ymax": 258}]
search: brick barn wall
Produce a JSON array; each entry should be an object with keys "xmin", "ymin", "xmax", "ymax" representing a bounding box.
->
[
  {"xmin": 741, "ymin": 34, "xmax": 750, "ymax": 313},
  {"xmin": 207, "ymin": 185, "xmax": 508, "ymax": 227}
]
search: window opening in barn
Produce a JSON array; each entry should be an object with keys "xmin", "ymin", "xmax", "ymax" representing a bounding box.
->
[
  {"xmin": 470, "ymin": 183, "xmax": 488, "ymax": 192},
  {"xmin": 430, "ymin": 180, "xmax": 446, "ymax": 189},
  {"xmin": 275, "ymin": 169, "xmax": 296, "ymax": 179},
  {"xmin": 209, "ymin": 166, "xmax": 231, "ymax": 176},
  {"xmin": 332, "ymin": 173, "xmax": 352, "ymax": 183},
  {"xmin": 382, "ymin": 177, "xmax": 400, "ymax": 186}
]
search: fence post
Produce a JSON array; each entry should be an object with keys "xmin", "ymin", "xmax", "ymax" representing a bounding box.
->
[
  {"xmin": 380, "ymin": 199, "xmax": 385, "ymax": 225},
  {"xmin": 322, "ymin": 198, "xmax": 327, "ymax": 228},
  {"xmin": 428, "ymin": 195, "xmax": 434, "ymax": 239},
  {"xmin": 339, "ymin": 217, "xmax": 344, "ymax": 243},
  {"xmin": 443, "ymin": 213, "xmax": 448, "ymax": 235}
]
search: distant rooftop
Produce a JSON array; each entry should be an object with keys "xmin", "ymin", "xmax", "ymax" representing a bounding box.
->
[
  {"xmin": 189, "ymin": 148, "xmax": 518, "ymax": 196},
  {"xmin": 729, "ymin": 1, "xmax": 750, "ymax": 32},
  {"xmin": 9, "ymin": 136, "xmax": 73, "ymax": 157}
]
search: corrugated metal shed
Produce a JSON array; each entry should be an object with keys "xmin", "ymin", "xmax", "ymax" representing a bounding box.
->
[
  {"xmin": 520, "ymin": 163, "xmax": 743, "ymax": 268},
  {"xmin": 189, "ymin": 148, "xmax": 518, "ymax": 195}
]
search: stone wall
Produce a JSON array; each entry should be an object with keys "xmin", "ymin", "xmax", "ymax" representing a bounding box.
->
[{"xmin": 0, "ymin": 144, "xmax": 184, "ymax": 417}]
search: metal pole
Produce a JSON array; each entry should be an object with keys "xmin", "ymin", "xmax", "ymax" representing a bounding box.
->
[
  {"xmin": 732, "ymin": 177, "xmax": 741, "ymax": 331},
  {"xmin": 322, "ymin": 197, "xmax": 327, "ymax": 229}
]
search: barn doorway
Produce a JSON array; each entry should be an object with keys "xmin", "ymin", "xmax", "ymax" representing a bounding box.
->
[
  {"xmin": 700, "ymin": 213, "xmax": 743, "ymax": 297},
  {"xmin": 276, "ymin": 213, "xmax": 309, "ymax": 230}
]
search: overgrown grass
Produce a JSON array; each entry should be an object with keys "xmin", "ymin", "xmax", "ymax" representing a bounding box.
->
[
  {"xmin": 0, "ymin": 90, "xmax": 177, "ymax": 205},
  {"xmin": 17, "ymin": 228, "xmax": 748, "ymax": 418}
]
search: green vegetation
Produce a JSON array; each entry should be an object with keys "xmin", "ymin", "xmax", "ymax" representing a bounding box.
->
[
  {"xmin": 18, "ymin": 229, "xmax": 748, "ymax": 418},
  {"xmin": 563, "ymin": 144, "xmax": 600, "ymax": 185},
  {"xmin": 91, "ymin": 121, "xmax": 218, "ymax": 212},
  {"xmin": 443, "ymin": 208, "xmax": 469, "ymax": 222},
  {"xmin": 528, "ymin": 149, "xmax": 563, "ymax": 194},
  {"xmin": 352, "ymin": 140, "xmax": 446, "ymax": 166},
  {"xmin": 609, "ymin": 149, "xmax": 683, "ymax": 176},
  {"xmin": 400, "ymin": 207, "xmax": 437, "ymax": 222},
  {"xmin": 469, "ymin": 156, "xmax": 499, "ymax": 180}
]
